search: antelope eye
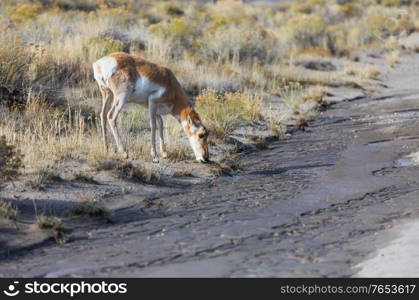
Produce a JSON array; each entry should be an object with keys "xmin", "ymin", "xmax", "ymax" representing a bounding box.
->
[{"xmin": 198, "ymin": 133, "xmax": 205, "ymax": 139}]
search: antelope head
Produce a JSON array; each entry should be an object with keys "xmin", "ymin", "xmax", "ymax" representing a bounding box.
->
[{"xmin": 181, "ymin": 108, "xmax": 209, "ymax": 163}]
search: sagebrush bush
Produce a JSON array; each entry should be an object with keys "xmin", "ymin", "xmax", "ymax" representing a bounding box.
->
[
  {"xmin": 6, "ymin": 4, "xmax": 43, "ymax": 24},
  {"xmin": 349, "ymin": 15, "xmax": 398, "ymax": 47},
  {"xmin": 0, "ymin": 29, "xmax": 32, "ymax": 97},
  {"xmin": 84, "ymin": 37, "xmax": 125, "ymax": 62},
  {"xmin": 196, "ymin": 90, "xmax": 261, "ymax": 137},
  {"xmin": 284, "ymin": 15, "xmax": 329, "ymax": 52},
  {"xmin": 200, "ymin": 25, "xmax": 277, "ymax": 63},
  {"xmin": 210, "ymin": 0, "xmax": 254, "ymax": 27},
  {"xmin": 339, "ymin": 3, "xmax": 362, "ymax": 17},
  {"xmin": 149, "ymin": 17, "xmax": 194, "ymax": 56}
]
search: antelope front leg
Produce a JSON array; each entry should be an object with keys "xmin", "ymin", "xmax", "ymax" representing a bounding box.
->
[
  {"xmin": 149, "ymin": 102, "xmax": 159, "ymax": 163},
  {"xmin": 156, "ymin": 114, "xmax": 168, "ymax": 159}
]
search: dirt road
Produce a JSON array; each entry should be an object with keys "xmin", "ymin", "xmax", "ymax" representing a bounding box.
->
[{"xmin": 2, "ymin": 53, "xmax": 419, "ymax": 277}]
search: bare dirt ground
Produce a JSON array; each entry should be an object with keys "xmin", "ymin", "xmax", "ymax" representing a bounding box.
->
[{"xmin": 2, "ymin": 51, "xmax": 419, "ymax": 277}]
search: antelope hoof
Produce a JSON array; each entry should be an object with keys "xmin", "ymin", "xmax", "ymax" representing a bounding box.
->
[
  {"xmin": 161, "ymin": 152, "xmax": 168, "ymax": 159},
  {"xmin": 152, "ymin": 156, "xmax": 159, "ymax": 163}
]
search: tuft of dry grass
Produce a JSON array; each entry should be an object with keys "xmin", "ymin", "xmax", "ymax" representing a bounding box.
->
[
  {"xmin": 114, "ymin": 161, "xmax": 160, "ymax": 184},
  {"xmin": 70, "ymin": 198, "xmax": 108, "ymax": 217},
  {"xmin": 343, "ymin": 63, "xmax": 381, "ymax": 82},
  {"xmin": 0, "ymin": 135, "xmax": 23, "ymax": 181},
  {"xmin": 348, "ymin": 15, "xmax": 399, "ymax": 48},
  {"xmin": 0, "ymin": 201, "xmax": 18, "ymax": 221},
  {"xmin": 36, "ymin": 215, "xmax": 68, "ymax": 243},
  {"xmin": 37, "ymin": 215, "xmax": 63, "ymax": 231},
  {"xmin": 304, "ymin": 85, "xmax": 329, "ymax": 106},
  {"xmin": 280, "ymin": 82, "xmax": 305, "ymax": 110},
  {"xmin": 386, "ymin": 50, "xmax": 400, "ymax": 68},
  {"xmin": 196, "ymin": 90, "xmax": 262, "ymax": 138},
  {"xmin": 25, "ymin": 166, "xmax": 61, "ymax": 190},
  {"xmin": 283, "ymin": 15, "xmax": 329, "ymax": 53},
  {"xmin": 165, "ymin": 143, "xmax": 191, "ymax": 162},
  {"xmin": 70, "ymin": 172, "xmax": 96, "ymax": 184}
]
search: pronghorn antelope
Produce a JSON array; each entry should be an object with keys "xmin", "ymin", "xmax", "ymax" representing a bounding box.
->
[{"xmin": 92, "ymin": 52, "xmax": 209, "ymax": 163}]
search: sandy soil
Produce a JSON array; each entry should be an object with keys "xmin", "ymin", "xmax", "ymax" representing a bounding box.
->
[{"xmin": 2, "ymin": 49, "xmax": 419, "ymax": 277}]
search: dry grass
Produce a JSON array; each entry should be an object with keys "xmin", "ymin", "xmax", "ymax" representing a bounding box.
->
[
  {"xmin": 25, "ymin": 166, "xmax": 61, "ymax": 190},
  {"xmin": 280, "ymin": 82, "xmax": 305, "ymax": 110},
  {"xmin": 36, "ymin": 215, "xmax": 68, "ymax": 243},
  {"xmin": 0, "ymin": 201, "xmax": 18, "ymax": 221},
  {"xmin": 70, "ymin": 172, "xmax": 96, "ymax": 184},
  {"xmin": 0, "ymin": 96, "xmax": 96, "ymax": 169},
  {"xmin": 304, "ymin": 85, "xmax": 329, "ymax": 106},
  {"xmin": 279, "ymin": 83, "xmax": 328, "ymax": 111},
  {"xmin": 114, "ymin": 161, "xmax": 160, "ymax": 184},
  {"xmin": 343, "ymin": 63, "xmax": 381, "ymax": 83},
  {"xmin": 0, "ymin": 135, "xmax": 23, "ymax": 180},
  {"xmin": 386, "ymin": 50, "xmax": 401, "ymax": 68},
  {"xmin": 70, "ymin": 198, "xmax": 109, "ymax": 217},
  {"xmin": 165, "ymin": 143, "xmax": 191, "ymax": 162},
  {"xmin": 196, "ymin": 90, "xmax": 262, "ymax": 138}
]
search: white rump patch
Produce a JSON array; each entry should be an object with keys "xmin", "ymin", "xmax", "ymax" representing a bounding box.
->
[{"xmin": 93, "ymin": 56, "xmax": 117, "ymax": 87}]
